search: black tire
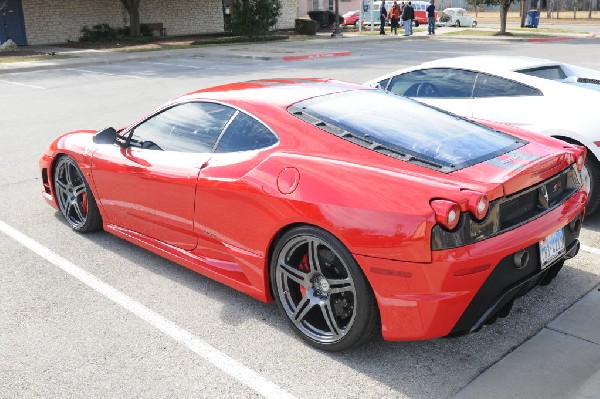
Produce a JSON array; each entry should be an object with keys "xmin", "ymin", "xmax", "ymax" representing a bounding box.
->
[
  {"xmin": 455, "ymin": 20, "xmax": 461, "ymax": 27},
  {"xmin": 584, "ymin": 155, "xmax": 600, "ymax": 215},
  {"xmin": 53, "ymin": 155, "xmax": 103, "ymax": 233},
  {"xmin": 414, "ymin": 21, "xmax": 419, "ymax": 27},
  {"xmin": 270, "ymin": 226, "xmax": 378, "ymax": 351}
]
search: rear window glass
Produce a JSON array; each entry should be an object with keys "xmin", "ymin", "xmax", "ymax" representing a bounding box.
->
[
  {"xmin": 517, "ymin": 65, "xmax": 567, "ymax": 80},
  {"xmin": 289, "ymin": 90, "xmax": 524, "ymax": 172}
]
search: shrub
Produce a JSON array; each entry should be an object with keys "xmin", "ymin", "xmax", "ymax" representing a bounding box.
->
[
  {"xmin": 230, "ymin": 0, "xmax": 282, "ymax": 37},
  {"xmin": 295, "ymin": 18, "xmax": 317, "ymax": 35},
  {"xmin": 307, "ymin": 10, "xmax": 341, "ymax": 28},
  {"xmin": 79, "ymin": 24, "xmax": 119, "ymax": 42}
]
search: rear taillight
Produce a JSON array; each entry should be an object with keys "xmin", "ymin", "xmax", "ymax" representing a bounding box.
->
[
  {"xmin": 430, "ymin": 199, "xmax": 461, "ymax": 230},
  {"xmin": 576, "ymin": 153, "xmax": 585, "ymax": 170},
  {"xmin": 467, "ymin": 193, "xmax": 489, "ymax": 221}
]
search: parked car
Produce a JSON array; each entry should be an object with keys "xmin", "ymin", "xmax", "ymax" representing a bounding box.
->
[
  {"xmin": 366, "ymin": 55, "xmax": 600, "ymax": 214},
  {"xmin": 411, "ymin": 0, "xmax": 438, "ymax": 27},
  {"xmin": 40, "ymin": 78, "xmax": 587, "ymax": 351},
  {"xmin": 343, "ymin": 10, "xmax": 360, "ymax": 27},
  {"xmin": 437, "ymin": 7, "xmax": 477, "ymax": 27}
]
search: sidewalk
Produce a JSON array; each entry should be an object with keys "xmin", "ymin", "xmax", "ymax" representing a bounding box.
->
[
  {"xmin": 2, "ymin": 28, "xmax": 600, "ymax": 398},
  {"xmin": 0, "ymin": 26, "xmax": 595, "ymax": 74},
  {"xmin": 455, "ymin": 286, "xmax": 600, "ymax": 399}
]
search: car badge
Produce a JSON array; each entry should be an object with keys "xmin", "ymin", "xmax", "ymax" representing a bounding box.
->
[{"xmin": 539, "ymin": 185, "xmax": 549, "ymax": 208}]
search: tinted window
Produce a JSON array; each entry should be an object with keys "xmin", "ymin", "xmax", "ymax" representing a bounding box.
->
[
  {"xmin": 215, "ymin": 112, "xmax": 278, "ymax": 153},
  {"xmin": 130, "ymin": 102, "xmax": 235, "ymax": 152},
  {"xmin": 473, "ymin": 73, "xmax": 542, "ymax": 97},
  {"xmin": 517, "ymin": 65, "xmax": 567, "ymax": 80},
  {"xmin": 291, "ymin": 90, "xmax": 524, "ymax": 172},
  {"xmin": 387, "ymin": 68, "xmax": 476, "ymax": 98}
]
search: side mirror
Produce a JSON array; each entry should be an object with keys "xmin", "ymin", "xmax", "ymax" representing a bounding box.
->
[{"xmin": 93, "ymin": 127, "xmax": 117, "ymax": 144}]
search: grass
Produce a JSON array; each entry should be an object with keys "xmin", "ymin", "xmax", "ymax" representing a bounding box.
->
[
  {"xmin": 442, "ymin": 29, "xmax": 554, "ymax": 38},
  {"xmin": 0, "ymin": 54, "xmax": 73, "ymax": 63}
]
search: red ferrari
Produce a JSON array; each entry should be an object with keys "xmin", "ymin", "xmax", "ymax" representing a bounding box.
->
[{"xmin": 40, "ymin": 78, "xmax": 587, "ymax": 351}]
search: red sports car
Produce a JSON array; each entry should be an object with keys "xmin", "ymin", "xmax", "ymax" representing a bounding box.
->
[{"xmin": 40, "ymin": 78, "xmax": 587, "ymax": 351}]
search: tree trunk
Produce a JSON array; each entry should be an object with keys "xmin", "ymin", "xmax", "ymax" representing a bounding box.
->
[
  {"xmin": 557, "ymin": 0, "xmax": 560, "ymax": 18},
  {"xmin": 589, "ymin": 0, "xmax": 592, "ymax": 18},
  {"xmin": 574, "ymin": 0, "xmax": 578, "ymax": 18},
  {"xmin": 547, "ymin": 0, "xmax": 552, "ymax": 18},
  {"xmin": 499, "ymin": 1, "xmax": 510, "ymax": 34},
  {"xmin": 520, "ymin": 0, "xmax": 527, "ymax": 27},
  {"xmin": 120, "ymin": 0, "xmax": 142, "ymax": 36}
]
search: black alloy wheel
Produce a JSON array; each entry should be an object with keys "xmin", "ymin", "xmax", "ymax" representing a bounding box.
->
[
  {"xmin": 53, "ymin": 155, "xmax": 102, "ymax": 233},
  {"xmin": 271, "ymin": 226, "xmax": 378, "ymax": 351}
]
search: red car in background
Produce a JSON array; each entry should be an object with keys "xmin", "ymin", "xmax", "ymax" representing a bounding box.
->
[
  {"xmin": 40, "ymin": 79, "xmax": 587, "ymax": 351},
  {"xmin": 343, "ymin": 10, "xmax": 360, "ymax": 27}
]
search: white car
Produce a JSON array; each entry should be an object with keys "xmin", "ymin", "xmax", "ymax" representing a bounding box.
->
[
  {"xmin": 437, "ymin": 8, "xmax": 477, "ymax": 27},
  {"xmin": 366, "ymin": 56, "xmax": 600, "ymax": 214}
]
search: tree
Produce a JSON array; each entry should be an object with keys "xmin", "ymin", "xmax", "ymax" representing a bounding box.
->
[
  {"xmin": 230, "ymin": 0, "xmax": 281, "ymax": 37},
  {"xmin": 120, "ymin": 0, "xmax": 142, "ymax": 37},
  {"xmin": 473, "ymin": 0, "xmax": 515, "ymax": 35}
]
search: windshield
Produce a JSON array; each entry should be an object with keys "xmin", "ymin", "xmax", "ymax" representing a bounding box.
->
[{"xmin": 289, "ymin": 90, "xmax": 524, "ymax": 173}]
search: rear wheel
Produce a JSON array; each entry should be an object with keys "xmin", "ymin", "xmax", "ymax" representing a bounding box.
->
[
  {"xmin": 455, "ymin": 20, "xmax": 461, "ymax": 27},
  {"xmin": 270, "ymin": 226, "xmax": 378, "ymax": 351},
  {"xmin": 53, "ymin": 155, "xmax": 102, "ymax": 233}
]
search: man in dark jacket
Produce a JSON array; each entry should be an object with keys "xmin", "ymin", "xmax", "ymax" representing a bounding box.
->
[
  {"xmin": 380, "ymin": 2, "xmax": 388, "ymax": 35},
  {"xmin": 401, "ymin": 1, "xmax": 414, "ymax": 36},
  {"xmin": 426, "ymin": 0, "xmax": 436, "ymax": 34}
]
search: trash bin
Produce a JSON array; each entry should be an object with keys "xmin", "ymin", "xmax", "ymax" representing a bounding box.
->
[{"xmin": 525, "ymin": 10, "xmax": 540, "ymax": 28}]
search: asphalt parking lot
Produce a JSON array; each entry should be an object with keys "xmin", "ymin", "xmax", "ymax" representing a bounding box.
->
[{"xmin": 1, "ymin": 35, "xmax": 600, "ymax": 398}]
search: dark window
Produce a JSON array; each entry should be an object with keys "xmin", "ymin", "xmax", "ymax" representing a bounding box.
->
[
  {"xmin": 473, "ymin": 73, "xmax": 543, "ymax": 98},
  {"xmin": 517, "ymin": 65, "xmax": 567, "ymax": 80},
  {"xmin": 130, "ymin": 102, "xmax": 235, "ymax": 152},
  {"xmin": 215, "ymin": 112, "xmax": 278, "ymax": 153},
  {"xmin": 387, "ymin": 68, "xmax": 477, "ymax": 98},
  {"xmin": 290, "ymin": 90, "xmax": 524, "ymax": 172},
  {"xmin": 375, "ymin": 78, "xmax": 390, "ymax": 90}
]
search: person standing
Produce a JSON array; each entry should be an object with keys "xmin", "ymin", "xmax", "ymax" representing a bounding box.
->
[
  {"xmin": 426, "ymin": 0, "xmax": 436, "ymax": 35},
  {"xmin": 379, "ymin": 1, "xmax": 388, "ymax": 35},
  {"xmin": 388, "ymin": 1, "xmax": 401, "ymax": 35},
  {"xmin": 401, "ymin": 1, "xmax": 414, "ymax": 36}
]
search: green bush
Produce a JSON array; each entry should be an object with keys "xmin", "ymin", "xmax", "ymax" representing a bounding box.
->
[
  {"xmin": 307, "ymin": 10, "xmax": 341, "ymax": 28},
  {"xmin": 295, "ymin": 18, "xmax": 317, "ymax": 35},
  {"xmin": 230, "ymin": 0, "xmax": 282, "ymax": 37},
  {"xmin": 80, "ymin": 24, "xmax": 119, "ymax": 42}
]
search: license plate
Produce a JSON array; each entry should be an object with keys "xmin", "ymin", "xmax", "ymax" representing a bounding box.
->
[{"xmin": 539, "ymin": 228, "xmax": 566, "ymax": 269}]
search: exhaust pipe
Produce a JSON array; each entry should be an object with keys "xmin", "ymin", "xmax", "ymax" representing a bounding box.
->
[
  {"xmin": 565, "ymin": 240, "xmax": 580, "ymax": 259},
  {"xmin": 513, "ymin": 250, "xmax": 530, "ymax": 269}
]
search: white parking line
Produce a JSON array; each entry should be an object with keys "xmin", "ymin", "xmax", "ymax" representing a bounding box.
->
[
  {"xmin": 0, "ymin": 219, "xmax": 298, "ymax": 399},
  {"xmin": 0, "ymin": 78, "xmax": 45, "ymax": 89},
  {"xmin": 581, "ymin": 244, "xmax": 600, "ymax": 255},
  {"xmin": 148, "ymin": 61, "xmax": 215, "ymax": 70},
  {"xmin": 65, "ymin": 68, "xmax": 142, "ymax": 79}
]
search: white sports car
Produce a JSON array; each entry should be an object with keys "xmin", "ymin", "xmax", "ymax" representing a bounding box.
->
[{"xmin": 366, "ymin": 56, "xmax": 600, "ymax": 214}]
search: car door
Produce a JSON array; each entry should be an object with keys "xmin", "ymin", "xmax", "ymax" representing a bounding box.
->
[
  {"xmin": 192, "ymin": 110, "xmax": 279, "ymax": 286},
  {"xmin": 384, "ymin": 68, "xmax": 477, "ymax": 117},
  {"xmin": 91, "ymin": 102, "xmax": 235, "ymax": 250},
  {"xmin": 470, "ymin": 72, "xmax": 544, "ymax": 128}
]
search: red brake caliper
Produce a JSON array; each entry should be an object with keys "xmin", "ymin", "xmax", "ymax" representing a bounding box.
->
[
  {"xmin": 81, "ymin": 192, "xmax": 88, "ymax": 216},
  {"xmin": 298, "ymin": 254, "xmax": 310, "ymax": 296}
]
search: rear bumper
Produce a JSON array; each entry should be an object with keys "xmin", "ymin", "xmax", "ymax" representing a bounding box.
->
[{"xmin": 357, "ymin": 190, "xmax": 586, "ymax": 341}]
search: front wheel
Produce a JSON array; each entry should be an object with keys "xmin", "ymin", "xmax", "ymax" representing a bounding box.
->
[
  {"xmin": 472, "ymin": 20, "xmax": 477, "ymax": 27},
  {"xmin": 270, "ymin": 226, "xmax": 378, "ymax": 351},
  {"xmin": 413, "ymin": 20, "xmax": 419, "ymax": 27},
  {"xmin": 455, "ymin": 20, "xmax": 461, "ymax": 27},
  {"xmin": 53, "ymin": 155, "xmax": 102, "ymax": 232}
]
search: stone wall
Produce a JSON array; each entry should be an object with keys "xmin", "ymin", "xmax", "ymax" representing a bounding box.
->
[{"xmin": 21, "ymin": 0, "xmax": 297, "ymax": 45}]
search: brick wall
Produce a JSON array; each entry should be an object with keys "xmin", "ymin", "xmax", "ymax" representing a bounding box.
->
[{"xmin": 21, "ymin": 0, "xmax": 298, "ymax": 45}]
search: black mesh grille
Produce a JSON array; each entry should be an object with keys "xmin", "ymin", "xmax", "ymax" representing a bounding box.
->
[{"xmin": 432, "ymin": 165, "xmax": 582, "ymax": 250}]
